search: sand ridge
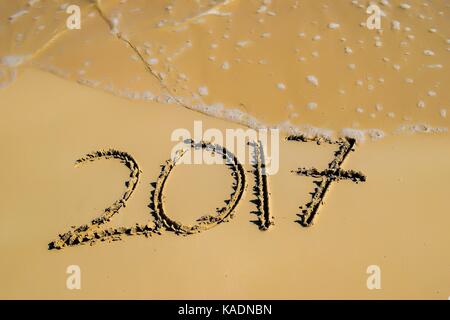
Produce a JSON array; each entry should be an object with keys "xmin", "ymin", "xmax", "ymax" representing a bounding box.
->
[
  {"xmin": 48, "ymin": 134, "xmax": 368, "ymax": 249},
  {"xmin": 249, "ymin": 140, "xmax": 274, "ymax": 230},
  {"xmin": 48, "ymin": 149, "xmax": 149, "ymax": 249},
  {"xmin": 286, "ymin": 136, "xmax": 366, "ymax": 226},
  {"xmin": 49, "ymin": 139, "xmax": 248, "ymax": 249},
  {"xmin": 150, "ymin": 139, "xmax": 247, "ymax": 235}
]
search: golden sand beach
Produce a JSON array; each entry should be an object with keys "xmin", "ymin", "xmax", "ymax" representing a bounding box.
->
[{"xmin": 0, "ymin": 0, "xmax": 449, "ymax": 299}]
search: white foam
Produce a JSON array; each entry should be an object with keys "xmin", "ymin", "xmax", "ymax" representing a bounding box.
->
[
  {"xmin": 236, "ymin": 40, "xmax": 251, "ymax": 48},
  {"xmin": 341, "ymin": 128, "xmax": 386, "ymax": 142},
  {"xmin": 307, "ymin": 102, "xmax": 318, "ymax": 110},
  {"xmin": 366, "ymin": 129, "xmax": 386, "ymax": 140},
  {"xmin": 417, "ymin": 100, "xmax": 426, "ymax": 108},
  {"xmin": 340, "ymin": 129, "xmax": 366, "ymax": 142},
  {"xmin": 222, "ymin": 61, "xmax": 230, "ymax": 70},
  {"xmin": 426, "ymin": 64, "xmax": 443, "ymax": 69},
  {"xmin": 0, "ymin": 67, "xmax": 17, "ymax": 89},
  {"xmin": 1, "ymin": 55, "xmax": 27, "ymax": 67},
  {"xmin": 396, "ymin": 124, "xmax": 448, "ymax": 134},
  {"xmin": 147, "ymin": 58, "xmax": 159, "ymax": 65},
  {"xmin": 9, "ymin": 9, "xmax": 28, "ymax": 22},
  {"xmin": 27, "ymin": 0, "xmax": 40, "ymax": 6},
  {"xmin": 306, "ymin": 75, "xmax": 319, "ymax": 86},
  {"xmin": 277, "ymin": 83, "xmax": 286, "ymax": 91},
  {"xmin": 198, "ymin": 86, "xmax": 209, "ymax": 96},
  {"xmin": 328, "ymin": 23, "xmax": 340, "ymax": 30},
  {"xmin": 391, "ymin": 20, "xmax": 401, "ymax": 30},
  {"xmin": 399, "ymin": 3, "xmax": 411, "ymax": 10}
]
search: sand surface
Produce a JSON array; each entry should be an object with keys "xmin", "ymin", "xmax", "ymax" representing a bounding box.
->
[{"xmin": 0, "ymin": 0, "xmax": 449, "ymax": 299}]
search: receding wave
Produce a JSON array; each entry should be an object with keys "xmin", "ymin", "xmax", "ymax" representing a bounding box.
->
[{"xmin": 1, "ymin": 0, "xmax": 448, "ymax": 141}]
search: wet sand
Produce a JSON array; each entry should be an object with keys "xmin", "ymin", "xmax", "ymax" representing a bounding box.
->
[{"xmin": 0, "ymin": 68, "xmax": 449, "ymax": 299}]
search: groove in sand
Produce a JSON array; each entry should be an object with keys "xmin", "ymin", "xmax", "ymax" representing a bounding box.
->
[
  {"xmin": 150, "ymin": 139, "xmax": 247, "ymax": 235},
  {"xmin": 249, "ymin": 141, "xmax": 273, "ymax": 231},
  {"xmin": 287, "ymin": 136, "xmax": 366, "ymax": 227}
]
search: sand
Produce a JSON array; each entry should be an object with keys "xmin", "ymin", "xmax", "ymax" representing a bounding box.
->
[{"xmin": 0, "ymin": 0, "xmax": 449, "ymax": 299}]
